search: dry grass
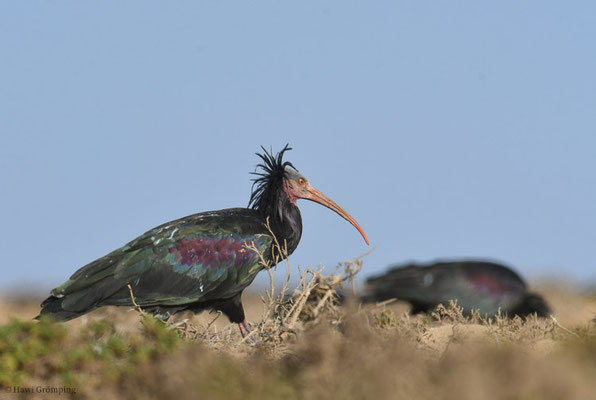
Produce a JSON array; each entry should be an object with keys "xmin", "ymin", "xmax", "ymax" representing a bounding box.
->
[
  {"xmin": 1, "ymin": 239, "xmax": 595, "ymax": 400},
  {"xmin": 161, "ymin": 236, "xmax": 369, "ymax": 357}
]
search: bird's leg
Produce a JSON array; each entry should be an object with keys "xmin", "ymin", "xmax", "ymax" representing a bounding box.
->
[
  {"xmin": 213, "ymin": 294, "xmax": 257, "ymax": 343},
  {"xmin": 238, "ymin": 320, "xmax": 251, "ymax": 337},
  {"xmin": 238, "ymin": 320, "xmax": 258, "ymax": 344}
]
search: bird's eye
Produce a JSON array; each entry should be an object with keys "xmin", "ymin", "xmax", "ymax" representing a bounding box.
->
[{"xmin": 298, "ymin": 178, "xmax": 305, "ymax": 186}]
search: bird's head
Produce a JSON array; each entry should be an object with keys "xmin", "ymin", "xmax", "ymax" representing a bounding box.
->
[{"xmin": 250, "ymin": 145, "xmax": 369, "ymax": 245}]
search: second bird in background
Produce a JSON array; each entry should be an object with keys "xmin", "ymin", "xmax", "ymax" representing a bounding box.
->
[{"xmin": 362, "ymin": 260, "xmax": 551, "ymax": 318}]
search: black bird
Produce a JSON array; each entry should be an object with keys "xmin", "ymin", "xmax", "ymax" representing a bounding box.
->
[
  {"xmin": 38, "ymin": 146, "xmax": 369, "ymax": 336},
  {"xmin": 363, "ymin": 260, "xmax": 550, "ymax": 317}
]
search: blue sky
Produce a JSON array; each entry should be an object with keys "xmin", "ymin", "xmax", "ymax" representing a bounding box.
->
[{"xmin": 1, "ymin": 2, "xmax": 595, "ymax": 292}]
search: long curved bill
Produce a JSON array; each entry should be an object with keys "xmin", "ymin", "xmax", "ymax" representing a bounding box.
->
[{"xmin": 305, "ymin": 186, "xmax": 370, "ymax": 245}]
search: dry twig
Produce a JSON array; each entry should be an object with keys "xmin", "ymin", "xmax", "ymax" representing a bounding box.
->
[{"xmin": 127, "ymin": 284, "xmax": 145, "ymax": 315}]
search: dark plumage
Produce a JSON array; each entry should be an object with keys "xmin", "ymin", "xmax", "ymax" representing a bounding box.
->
[
  {"xmin": 363, "ymin": 260, "xmax": 550, "ymax": 317},
  {"xmin": 38, "ymin": 145, "xmax": 369, "ymax": 337}
]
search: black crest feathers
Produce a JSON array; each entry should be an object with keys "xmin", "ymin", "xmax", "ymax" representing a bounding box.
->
[{"xmin": 249, "ymin": 144, "xmax": 296, "ymax": 211}]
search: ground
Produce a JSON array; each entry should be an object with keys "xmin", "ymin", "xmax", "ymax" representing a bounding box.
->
[{"xmin": 1, "ymin": 259, "xmax": 595, "ymax": 400}]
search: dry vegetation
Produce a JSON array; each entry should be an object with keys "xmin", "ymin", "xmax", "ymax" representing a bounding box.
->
[{"xmin": 1, "ymin": 247, "xmax": 596, "ymax": 400}]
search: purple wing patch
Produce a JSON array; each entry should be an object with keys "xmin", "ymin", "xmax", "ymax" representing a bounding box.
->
[
  {"xmin": 168, "ymin": 236, "xmax": 265, "ymax": 270},
  {"xmin": 466, "ymin": 272, "xmax": 512, "ymax": 295}
]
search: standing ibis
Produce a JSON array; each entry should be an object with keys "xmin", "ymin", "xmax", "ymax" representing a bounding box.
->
[
  {"xmin": 38, "ymin": 145, "xmax": 369, "ymax": 337},
  {"xmin": 363, "ymin": 260, "xmax": 550, "ymax": 317}
]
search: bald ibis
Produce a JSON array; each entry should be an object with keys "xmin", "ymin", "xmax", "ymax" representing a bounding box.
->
[
  {"xmin": 38, "ymin": 146, "xmax": 369, "ymax": 337},
  {"xmin": 363, "ymin": 261, "xmax": 550, "ymax": 317}
]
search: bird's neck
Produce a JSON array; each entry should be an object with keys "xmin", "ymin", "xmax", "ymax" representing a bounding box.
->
[{"xmin": 262, "ymin": 196, "xmax": 303, "ymax": 257}]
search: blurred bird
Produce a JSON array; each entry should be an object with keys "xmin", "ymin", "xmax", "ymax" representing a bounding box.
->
[
  {"xmin": 362, "ymin": 260, "xmax": 550, "ymax": 317},
  {"xmin": 38, "ymin": 145, "xmax": 369, "ymax": 337}
]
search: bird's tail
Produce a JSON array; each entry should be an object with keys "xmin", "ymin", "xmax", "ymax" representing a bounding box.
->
[
  {"xmin": 36, "ymin": 295, "xmax": 89, "ymax": 322},
  {"xmin": 36, "ymin": 253, "xmax": 127, "ymax": 322},
  {"xmin": 512, "ymin": 292, "xmax": 552, "ymax": 317}
]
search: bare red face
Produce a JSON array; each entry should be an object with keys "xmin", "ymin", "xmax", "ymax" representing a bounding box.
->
[{"xmin": 283, "ymin": 169, "xmax": 369, "ymax": 245}]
